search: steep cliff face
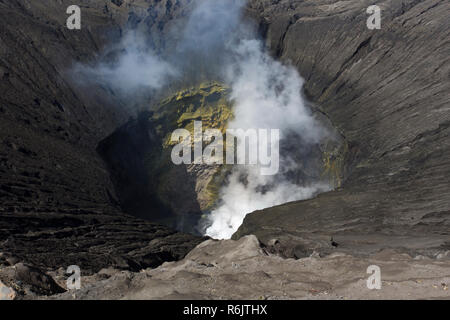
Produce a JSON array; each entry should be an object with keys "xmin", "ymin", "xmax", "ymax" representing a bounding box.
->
[
  {"xmin": 235, "ymin": 0, "xmax": 450, "ymax": 257},
  {"xmin": 0, "ymin": 0, "xmax": 126, "ymax": 215},
  {"xmin": 0, "ymin": 0, "xmax": 204, "ymax": 275},
  {"xmin": 98, "ymin": 82, "xmax": 234, "ymax": 233}
]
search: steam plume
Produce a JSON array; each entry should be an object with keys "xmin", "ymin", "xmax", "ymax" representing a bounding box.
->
[
  {"xmin": 73, "ymin": 32, "xmax": 177, "ymax": 95},
  {"xmin": 204, "ymin": 39, "xmax": 330, "ymax": 239},
  {"xmin": 72, "ymin": 0, "xmax": 332, "ymax": 239}
]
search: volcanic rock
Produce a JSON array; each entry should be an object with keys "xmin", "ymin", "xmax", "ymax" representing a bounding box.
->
[
  {"xmin": 46, "ymin": 236, "xmax": 450, "ymax": 300},
  {"xmin": 0, "ymin": 0, "xmax": 205, "ymax": 281},
  {"xmin": 234, "ymin": 0, "xmax": 450, "ymax": 257},
  {"xmin": 0, "ymin": 0, "xmax": 449, "ymax": 300}
]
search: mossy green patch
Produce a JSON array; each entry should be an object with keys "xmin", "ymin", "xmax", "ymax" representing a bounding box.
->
[
  {"xmin": 144, "ymin": 82, "xmax": 234, "ymax": 212},
  {"xmin": 151, "ymin": 82, "xmax": 234, "ymax": 147}
]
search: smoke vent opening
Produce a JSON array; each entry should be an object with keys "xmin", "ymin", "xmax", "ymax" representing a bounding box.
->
[
  {"xmin": 79, "ymin": 0, "xmax": 350, "ymax": 238},
  {"xmin": 97, "ymin": 82, "xmax": 347, "ymax": 237}
]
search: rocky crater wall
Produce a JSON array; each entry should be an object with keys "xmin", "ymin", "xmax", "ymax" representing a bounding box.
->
[{"xmin": 235, "ymin": 0, "xmax": 450, "ymax": 258}]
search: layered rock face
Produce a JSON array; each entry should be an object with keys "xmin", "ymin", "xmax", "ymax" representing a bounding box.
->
[
  {"xmin": 0, "ymin": 0, "xmax": 204, "ymax": 276},
  {"xmin": 235, "ymin": 0, "xmax": 450, "ymax": 257},
  {"xmin": 98, "ymin": 82, "xmax": 234, "ymax": 233},
  {"xmin": 0, "ymin": 1, "xmax": 126, "ymax": 214}
]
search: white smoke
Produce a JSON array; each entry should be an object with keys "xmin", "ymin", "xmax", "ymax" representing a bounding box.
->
[
  {"xmin": 73, "ymin": 0, "xmax": 332, "ymax": 239},
  {"xmin": 72, "ymin": 0, "xmax": 246, "ymax": 95},
  {"xmin": 225, "ymin": 40, "xmax": 323, "ymax": 141},
  {"xmin": 73, "ymin": 32, "xmax": 177, "ymax": 95},
  {"xmin": 205, "ymin": 167, "xmax": 330, "ymax": 239},
  {"xmin": 204, "ymin": 39, "xmax": 331, "ymax": 239}
]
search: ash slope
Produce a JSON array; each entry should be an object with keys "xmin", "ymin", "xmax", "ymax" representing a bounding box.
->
[
  {"xmin": 47, "ymin": 236, "xmax": 450, "ymax": 300},
  {"xmin": 235, "ymin": 0, "xmax": 450, "ymax": 258},
  {"xmin": 0, "ymin": 0, "xmax": 204, "ymax": 276}
]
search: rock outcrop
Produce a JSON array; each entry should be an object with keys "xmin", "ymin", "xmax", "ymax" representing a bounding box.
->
[{"xmin": 98, "ymin": 82, "xmax": 234, "ymax": 233}]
